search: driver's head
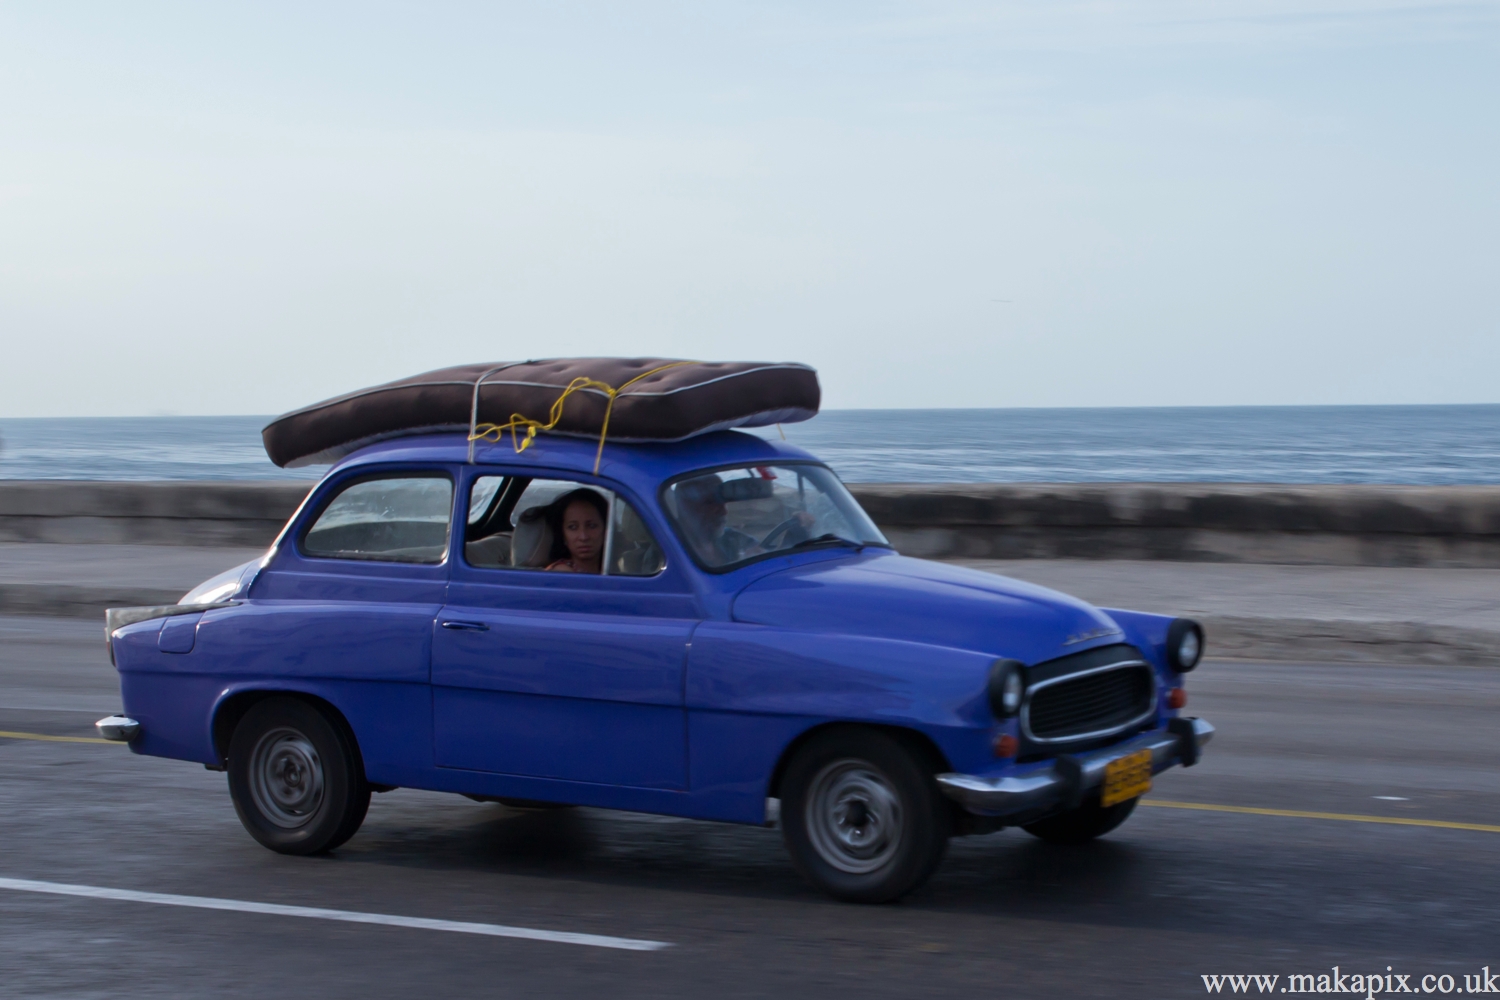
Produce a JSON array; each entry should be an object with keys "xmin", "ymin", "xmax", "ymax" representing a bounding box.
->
[{"xmin": 676, "ymin": 475, "xmax": 727, "ymax": 532}]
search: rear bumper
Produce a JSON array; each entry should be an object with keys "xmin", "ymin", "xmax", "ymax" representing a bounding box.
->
[
  {"xmin": 935, "ymin": 717, "xmax": 1214, "ymax": 821},
  {"xmin": 95, "ymin": 716, "xmax": 141, "ymax": 742}
]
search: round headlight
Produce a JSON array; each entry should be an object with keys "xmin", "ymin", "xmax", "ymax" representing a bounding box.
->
[
  {"xmin": 1001, "ymin": 671, "xmax": 1023, "ymax": 713},
  {"xmin": 988, "ymin": 659, "xmax": 1026, "ymax": 718},
  {"xmin": 1166, "ymin": 618, "xmax": 1204, "ymax": 673}
]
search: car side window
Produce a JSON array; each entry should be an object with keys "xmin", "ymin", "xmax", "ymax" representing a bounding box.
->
[
  {"xmin": 302, "ymin": 475, "xmax": 453, "ymax": 564},
  {"xmin": 464, "ymin": 475, "xmax": 664, "ymax": 577}
]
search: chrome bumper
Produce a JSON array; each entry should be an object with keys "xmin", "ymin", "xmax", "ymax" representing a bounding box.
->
[
  {"xmin": 95, "ymin": 716, "xmax": 141, "ymax": 742},
  {"xmin": 936, "ymin": 717, "xmax": 1214, "ymax": 820}
]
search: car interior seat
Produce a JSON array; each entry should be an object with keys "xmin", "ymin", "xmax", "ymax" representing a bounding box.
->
[
  {"xmin": 613, "ymin": 540, "xmax": 664, "ymax": 576},
  {"xmin": 608, "ymin": 502, "xmax": 664, "ymax": 576},
  {"xmin": 510, "ymin": 506, "xmax": 554, "ymax": 568},
  {"xmin": 464, "ymin": 533, "xmax": 512, "ymax": 567}
]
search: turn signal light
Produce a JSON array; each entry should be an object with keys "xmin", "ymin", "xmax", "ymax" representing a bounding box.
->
[
  {"xmin": 992, "ymin": 733, "xmax": 1018, "ymax": 758},
  {"xmin": 1167, "ymin": 687, "xmax": 1187, "ymax": 710}
]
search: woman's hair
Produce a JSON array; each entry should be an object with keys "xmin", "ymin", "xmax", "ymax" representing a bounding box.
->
[{"xmin": 546, "ymin": 488, "xmax": 609, "ymax": 561}]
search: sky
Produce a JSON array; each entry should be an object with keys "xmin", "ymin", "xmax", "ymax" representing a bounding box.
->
[{"xmin": 1, "ymin": 1, "xmax": 1497, "ymax": 416}]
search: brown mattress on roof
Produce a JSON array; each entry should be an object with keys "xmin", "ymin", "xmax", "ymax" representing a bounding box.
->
[{"xmin": 261, "ymin": 357, "xmax": 821, "ymax": 468}]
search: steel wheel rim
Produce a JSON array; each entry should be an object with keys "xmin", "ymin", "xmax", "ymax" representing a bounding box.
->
[
  {"xmin": 248, "ymin": 727, "xmax": 325, "ymax": 830},
  {"xmin": 804, "ymin": 758, "xmax": 904, "ymax": 875}
]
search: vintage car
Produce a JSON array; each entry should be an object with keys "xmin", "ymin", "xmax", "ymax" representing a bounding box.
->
[{"xmin": 100, "ymin": 429, "xmax": 1212, "ymax": 903}]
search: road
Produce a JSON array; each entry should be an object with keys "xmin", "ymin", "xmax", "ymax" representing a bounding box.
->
[{"xmin": 2, "ymin": 613, "xmax": 1499, "ymax": 998}]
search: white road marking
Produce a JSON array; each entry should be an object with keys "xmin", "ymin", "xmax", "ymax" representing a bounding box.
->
[
  {"xmin": 1373, "ymin": 796, "xmax": 1410, "ymax": 801},
  {"xmin": 0, "ymin": 877, "xmax": 671, "ymax": 952}
]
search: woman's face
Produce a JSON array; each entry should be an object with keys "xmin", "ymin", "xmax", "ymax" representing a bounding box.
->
[{"xmin": 560, "ymin": 499, "xmax": 604, "ymax": 563}]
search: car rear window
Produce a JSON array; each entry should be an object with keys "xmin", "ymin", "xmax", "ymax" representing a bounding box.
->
[{"xmin": 302, "ymin": 475, "xmax": 453, "ymax": 564}]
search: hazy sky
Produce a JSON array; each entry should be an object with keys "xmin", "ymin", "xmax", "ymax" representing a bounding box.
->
[{"xmin": 2, "ymin": 1, "xmax": 1496, "ymax": 416}]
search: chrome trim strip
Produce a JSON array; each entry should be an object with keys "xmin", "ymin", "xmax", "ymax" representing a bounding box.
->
[{"xmin": 1021, "ymin": 659, "xmax": 1157, "ymax": 745}]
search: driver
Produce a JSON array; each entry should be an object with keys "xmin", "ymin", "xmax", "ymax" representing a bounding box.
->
[
  {"xmin": 675, "ymin": 474, "xmax": 816, "ymax": 566},
  {"xmin": 675, "ymin": 476, "xmax": 759, "ymax": 565}
]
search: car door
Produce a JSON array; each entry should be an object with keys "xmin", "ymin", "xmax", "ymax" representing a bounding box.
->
[
  {"xmin": 431, "ymin": 471, "xmax": 697, "ymax": 789},
  {"xmin": 228, "ymin": 470, "xmax": 455, "ymax": 682},
  {"xmin": 205, "ymin": 468, "xmax": 455, "ymax": 780}
]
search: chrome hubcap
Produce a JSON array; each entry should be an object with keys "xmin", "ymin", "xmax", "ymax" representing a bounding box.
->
[
  {"xmin": 249, "ymin": 727, "xmax": 325, "ymax": 829},
  {"xmin": 805, "ymin": 759, "xmax": 904, "ymax": 874}
]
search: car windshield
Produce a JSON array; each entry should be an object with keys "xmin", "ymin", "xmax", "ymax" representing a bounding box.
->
[{"xmin": 662, "ymin": 464, "xmax": 889, "ymax": 570}]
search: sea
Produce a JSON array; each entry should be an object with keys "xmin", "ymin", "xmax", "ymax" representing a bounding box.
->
[{"xmin": 1, "ymin": 406, "xmax": 1498, "ymax": 484}]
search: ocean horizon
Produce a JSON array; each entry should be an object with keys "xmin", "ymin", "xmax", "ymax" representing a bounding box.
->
[{"xmin": 2, "ymin": 404, "xmax": 1499, "ymax": 485}]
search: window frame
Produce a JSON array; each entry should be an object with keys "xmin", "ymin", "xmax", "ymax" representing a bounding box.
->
[
  {"xmin": 296, "ymin": 469, "xmax": 456, "ymax": 566},
  {"xmin": 459, "ymin": 472, "xmax": 668, "ymax": 579}
]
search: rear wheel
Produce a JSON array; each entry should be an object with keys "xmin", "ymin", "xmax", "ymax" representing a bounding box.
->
[
  {"xmin": 781, "ymin": 729, "xmax": 950, "ymax": 903},
  {"xmin": 227, "ymin": 697, "xmax": 370, "ymax": 855},
  {"xmin": 1022, "ymin": 795, "xmax": 1138, "ymax": 845}
]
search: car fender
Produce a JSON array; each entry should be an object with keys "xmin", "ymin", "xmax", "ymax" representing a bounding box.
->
[
  {"xmin": 1100, "ymin": 608, "xmax": 1180, "ymax": 679},
  {"xmin": 684, "ymin": 623, "xmax": 999, "ymax": 818}
]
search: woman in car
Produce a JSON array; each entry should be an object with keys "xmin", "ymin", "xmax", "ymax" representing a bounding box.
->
[{"xmin": 544, "ymin": 488, "xmax": 609, "ymax": 574}]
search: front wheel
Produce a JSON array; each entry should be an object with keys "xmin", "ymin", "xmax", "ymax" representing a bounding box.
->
[
  {"xmin": 781, "ymin": 729, "xmax": 950, "ymax": 903},
  {"xmin": 1022, "ymin": 795, "xmax": 1138, "ymax": 845},
  {"xmin": 227, "ymin": 697, "xmax": 370, "ymax": 855}
]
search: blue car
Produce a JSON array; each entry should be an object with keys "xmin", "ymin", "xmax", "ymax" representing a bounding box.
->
[{"xmin": 100, "ymin": 429, "xmax": 1212, "ymax": 902}]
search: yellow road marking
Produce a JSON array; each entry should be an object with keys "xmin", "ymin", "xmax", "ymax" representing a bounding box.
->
[
  {"xmin": 1142, "ymin": 799, "xmax": 1500, "ymax": 834},
  {"xmin": 0, "ymin": 729, "xmax": 117, "ymax": 746}
]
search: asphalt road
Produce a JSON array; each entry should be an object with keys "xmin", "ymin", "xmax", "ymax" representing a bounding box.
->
[{"xmin": 3, "ymin": 614, "xmax": 1499, "ymax": 999}]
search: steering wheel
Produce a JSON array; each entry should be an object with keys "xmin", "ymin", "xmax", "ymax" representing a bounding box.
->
[{"xmin": 760, "ymin": 516, "xmax": 812, "ymax": 550}]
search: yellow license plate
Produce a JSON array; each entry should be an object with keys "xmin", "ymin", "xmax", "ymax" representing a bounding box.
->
[{"xmin": 1101, "ymin": 749, "xmax": 1153, "ymax": 807}]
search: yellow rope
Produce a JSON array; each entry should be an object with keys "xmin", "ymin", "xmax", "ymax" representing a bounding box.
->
[{"xmin": 469, "ymin": 361, "xmax": 697, "ymax": 474}]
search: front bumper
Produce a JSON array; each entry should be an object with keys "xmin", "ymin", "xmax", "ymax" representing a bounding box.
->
[{"xmin": 936, "ymin": 717, "xmax": 1214, "ymax": 821}]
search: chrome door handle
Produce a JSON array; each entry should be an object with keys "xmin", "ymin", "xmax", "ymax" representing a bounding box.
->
[{"xmin": 440, "ymin": 620, "xmax": 489, "ymax": 631}]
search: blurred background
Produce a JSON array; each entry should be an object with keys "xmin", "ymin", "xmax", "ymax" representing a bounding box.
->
[
  {"xmin": 2, "ymin": 1, "xmax": 1497, "ymax": 423},
  {"xmin": 4, "ymin": 10, "xmax": 1500, "ymax": 997}
]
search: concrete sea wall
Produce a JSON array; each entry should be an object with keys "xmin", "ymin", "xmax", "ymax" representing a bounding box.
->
[
  {"xmin": 0, "ymin": 481, "xmax": 309, "ymax": 548},
  {"xmin": 854, "ymin": 483, "xmax": 1500, "ymax": 568},
  {"xmin": 5, "ymin": 480, "xmax": 1500, "ymax": 568}
]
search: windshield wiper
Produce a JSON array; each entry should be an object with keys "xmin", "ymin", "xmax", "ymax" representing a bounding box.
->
[{"xmin": 784, "ymin": 533, "xmax": 867, "ymax": 553}]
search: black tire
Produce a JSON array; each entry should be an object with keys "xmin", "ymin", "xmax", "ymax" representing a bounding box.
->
[
  {"xmin": 227, "ymin": 697, "xmax": 370, "ymax": 856},
  {"xmin": 781, "ymin": 729, "xmax": 950, "ymax": 903},
  {"xmin": 1022, "ymin": 795, "xmax": 1138, "ymax": 845}
]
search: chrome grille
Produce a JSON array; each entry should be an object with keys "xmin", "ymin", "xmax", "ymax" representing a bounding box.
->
[{"xmin": 1024, "ymin": 663, "xmax": 1155, "ymax": 742}]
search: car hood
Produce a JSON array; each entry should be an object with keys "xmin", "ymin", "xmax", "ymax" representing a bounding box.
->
[{"xmin": 730, "ymin": 552, "xmax": 1124, "ymax": 664}]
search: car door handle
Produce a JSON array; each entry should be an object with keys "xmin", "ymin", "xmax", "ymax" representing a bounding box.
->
[{"xmin": 440, "ymin": 620, "xmax": 489, "ymax": 632}]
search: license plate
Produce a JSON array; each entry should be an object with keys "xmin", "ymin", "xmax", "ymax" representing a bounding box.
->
[{"xmin": 1101, "ymin": 749, "xmax": 1153, "ymax": 807}]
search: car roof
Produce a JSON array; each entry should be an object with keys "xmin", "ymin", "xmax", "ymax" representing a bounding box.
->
[{"xmin": 330, "ymin": 429, "xmax": 825, "ymax": 495}]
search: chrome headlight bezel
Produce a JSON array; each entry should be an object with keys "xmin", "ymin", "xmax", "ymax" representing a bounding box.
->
[
  {"xmin": 1166, "ymin": 618, "xmax": 1204, "ymax": 673},
  {"xmin": 987, "ymin": 658, "xmax": 1026, "ymax": 718}
]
